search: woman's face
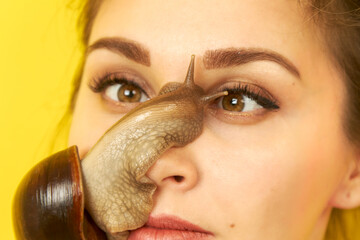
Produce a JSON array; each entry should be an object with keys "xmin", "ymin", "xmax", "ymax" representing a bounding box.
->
[{"xmin": 69, "ymin": 0, "xmax": 358, "ymax": 239}]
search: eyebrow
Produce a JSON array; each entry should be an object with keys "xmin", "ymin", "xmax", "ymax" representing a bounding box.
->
[
  {"xmin": 203, "ymin": 48, "xmax": 300, "ymax": 78},
  {"xmin": 87, "ymin": 37, "xmax": 151, "ymax": 66}
]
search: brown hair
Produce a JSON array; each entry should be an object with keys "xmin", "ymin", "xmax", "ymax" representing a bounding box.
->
[
  {"xmin": 302, "ymin": 1, "xmax": 360, "ymax": 238},
  {"xmin": 68, "ymin": 0, "xmax": 102, "ymax": 111},
  {"xmin": 302, "ymin": 0, "xmax": 360, "ymax": 147},
  {"xmin": 70, "ymin": 0, "xmax": 360, "ymax": 238}
]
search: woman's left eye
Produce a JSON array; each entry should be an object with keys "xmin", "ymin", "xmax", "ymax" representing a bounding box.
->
[
  {"xmin": 215, "ymin": 84, "xmax": 279, "ymax": 113},
  {"xmin": 217, "ymin": 93, "xmax": 263, "ymax": 112},
  {"xmin": 105, "ymin": 82, "xmax": 149, "ymax": 103}
]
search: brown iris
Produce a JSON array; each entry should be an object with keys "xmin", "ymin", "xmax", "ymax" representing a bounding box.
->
[
  {"xmin": 117, "ymin": 83, "xmax": 142, "ymax": 102},
  {"xmin": 222, "ymin": 93, "xmax": 245, "ymax": 112}
]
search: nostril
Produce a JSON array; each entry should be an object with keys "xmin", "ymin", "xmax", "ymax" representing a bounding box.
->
[{"xmin": 173, "ymin": 175, "xmax": 184, "ymax": 183}]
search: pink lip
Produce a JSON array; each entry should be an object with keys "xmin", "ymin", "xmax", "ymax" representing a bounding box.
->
[{"xmin": 127, "ymin": 215, "xmax": 214, "ymax": 240}]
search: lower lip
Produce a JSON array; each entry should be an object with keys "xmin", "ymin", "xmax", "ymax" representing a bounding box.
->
[{"xmin": 128, "ymin": 226, "xmax": 213, "ymax": 240}]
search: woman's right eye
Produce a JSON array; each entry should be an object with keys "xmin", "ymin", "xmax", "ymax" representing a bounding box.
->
[
  {"xmin": 89, "ymin": 74, "xmax": 150, "ymax": 104},
  {"xmin": 105, "ymin": 82, "xmax": 149, "ymax": 103}
]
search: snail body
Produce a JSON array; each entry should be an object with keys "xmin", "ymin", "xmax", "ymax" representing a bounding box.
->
[{"xmin": 13, "ymin": 56, "xmax": 227, "ymax": 240}]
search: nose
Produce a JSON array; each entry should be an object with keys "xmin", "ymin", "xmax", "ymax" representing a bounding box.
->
[{"xmin": 146, "ymin": 146, "xmax": 199, "ymax": 191}]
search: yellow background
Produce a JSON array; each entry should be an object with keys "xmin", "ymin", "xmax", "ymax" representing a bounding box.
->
[
  {"xmin": 1, "ymin": 1, "xmax": 360, "ymax": 240},
  {"xmin": 0, "ymin": 1, "xmax": 81, "ymax": 239}
]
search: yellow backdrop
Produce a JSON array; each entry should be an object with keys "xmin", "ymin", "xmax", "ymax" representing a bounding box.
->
[
  {"xmin": 2, "ymin": 1, "xmax": 360, "ymax": 240},
  {"xmin": 0, "ymin": 1, "xmax": 81, "ymax": 239}
]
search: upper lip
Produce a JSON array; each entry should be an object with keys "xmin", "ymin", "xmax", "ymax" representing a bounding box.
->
[{"xmin": 145, "ymin": 214, "xmax": 213, "ymax": 235}]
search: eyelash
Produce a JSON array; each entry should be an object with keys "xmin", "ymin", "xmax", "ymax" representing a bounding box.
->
[
  {"xmin": 219, "ymin": 84, "xmax": 279, "ymax": 110},
  {"xmin": 89, "ymin": 73, "xmax": 279, "ymax": 111},
  {"xmin": 89, "ymin": 73, "xmax": 147, "ymax": 95}
]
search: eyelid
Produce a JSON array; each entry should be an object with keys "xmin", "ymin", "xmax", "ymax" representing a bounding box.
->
[
  {"xmin": 206, "ymin": 81, "xmax": 280, "ymax": 124},
  {"xmin": 211, "ymin": 81, "xmax": 278, "ymax": 106},
  {"xmin": 88, "ymin": 69, "xmax": 156, "ymax": 97}
]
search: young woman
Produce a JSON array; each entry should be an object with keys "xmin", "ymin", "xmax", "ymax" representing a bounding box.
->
[{"xmin": 13, "ymin": 0, "xmax": 360, "ymax": 239}]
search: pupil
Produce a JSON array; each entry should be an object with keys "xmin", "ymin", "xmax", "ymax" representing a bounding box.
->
[{"xmin": 124, "ymin": 89, "xmax": 135, "ymax": 98}]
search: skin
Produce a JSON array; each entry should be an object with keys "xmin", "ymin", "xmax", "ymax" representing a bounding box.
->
[
  {"xmin": 69, "ymin": 0, "xmax": 360, "ymax": 239},
  {"xmin": 81, "ymin": 57, "xmax": 227, "ymax": 239}
]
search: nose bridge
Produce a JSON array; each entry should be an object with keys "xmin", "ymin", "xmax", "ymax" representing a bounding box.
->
[{"xmin": 152, "ymin": 54, "xmax": 203, "ymax": 90}]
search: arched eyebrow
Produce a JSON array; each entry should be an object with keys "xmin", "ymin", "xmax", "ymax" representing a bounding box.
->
[
  {"xmin": 87, "ymin": 37, "xmax": 151, "ymax": 66},
  {"xmin": 203, "ymin": 48, "xmax": 300, "ymax": 79}
]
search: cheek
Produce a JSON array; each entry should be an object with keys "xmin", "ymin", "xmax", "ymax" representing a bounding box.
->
[
  {"xmin": 68, "ymin": 84, "xmax": 124, "ymax": 158},
  {"xmin": 198, "ymin": 115, "xmax": 348, "ymax": 232}
]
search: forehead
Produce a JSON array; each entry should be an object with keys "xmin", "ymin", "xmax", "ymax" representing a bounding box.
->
[{"xmin": 89, "ymin": 0, "xmax": 312, "ymax": 61}]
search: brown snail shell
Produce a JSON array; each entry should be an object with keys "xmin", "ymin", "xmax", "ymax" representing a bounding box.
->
[{"xmin": 12, "ymin": 146, "xmax": 106, "ymax": 240}]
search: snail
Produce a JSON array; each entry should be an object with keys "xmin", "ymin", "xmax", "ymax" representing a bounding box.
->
[{"xmin": 12, "ymin": 56, "xmax": 227, "ymax": 240}]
